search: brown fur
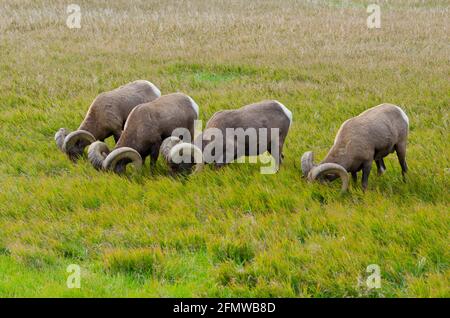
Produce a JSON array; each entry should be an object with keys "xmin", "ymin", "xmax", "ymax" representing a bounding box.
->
[
  {"xmin": 114, "ymin": 93, "xmax": 198, "ymax": 167},
  {"xmin": 56, "ymin": 80, "xmax": 161, "ymax": 160},
  {"xmin": 79, "ymin": 80, "xmax": 160, "ymax": 141},
  {"xmin": 319, "ymin": 103, "xmax": 409, "ymax": 190},
  {"xmin": 199, "ymin": 100, "xmax": 291, "ymax": 167}
]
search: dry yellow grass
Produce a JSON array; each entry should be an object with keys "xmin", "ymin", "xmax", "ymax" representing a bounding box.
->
[{"xmin": 0, "ymin": 0, "xmax": 448, "ymax": 297}]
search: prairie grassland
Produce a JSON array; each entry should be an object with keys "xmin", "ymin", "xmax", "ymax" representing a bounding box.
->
[{"xmin": 0, "ymin": 0, "xmax": 449, "ymax": 297}]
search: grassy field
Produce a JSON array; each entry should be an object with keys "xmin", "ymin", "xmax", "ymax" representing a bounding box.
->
[{"xmin": 0, "ymin": 0, "xmax": 449, "ymax": 297}]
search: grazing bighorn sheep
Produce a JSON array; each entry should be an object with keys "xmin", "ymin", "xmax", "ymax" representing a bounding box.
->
[
  {"xmin": 160, "ymin": 136, "xmax": 203, "ymax": 174},
  {"xmin": 55, "ymin": 80, "xmax": 161, "ymax": 161},
  {"xmin": 167, "ymin": 100, "xmax": 292, "ymax": 173},
  {"xmin": 87, "ymin": 93, "xmax": 199, "ymax": 173},
  {"xmin": 301, "ymin": 103, "xmax": 409, "ymax": 192}
]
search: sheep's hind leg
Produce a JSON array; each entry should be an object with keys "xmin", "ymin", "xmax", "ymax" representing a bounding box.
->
[
  {"xmin": 361, "ymin": 161, "xmax": 372, "ymax": 192},
  {"xmin": 395, "ymin": 141, "xmax": 408, "ymax": 182}
]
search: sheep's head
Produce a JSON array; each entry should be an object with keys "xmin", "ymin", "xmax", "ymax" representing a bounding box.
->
[
  {"xmin": 88, "ymin": 141, "xmax": 142, "ymax": 173},
  {"xmin": 55, "ymin": 128, "xmax": 96, "ymax": 161},
  {"xmin": 160, "ymin": 136, "xmax": 183, "ymax": 159},
  {"xmin": 169, "ymin": 143, "xmax": 203, "ymax": 174},
  {"xmin": 301, "ymin": 151, "xmax": 349, "ymax": 192},
  {"xmin": 161, "ymin": 136, "xmax": 203, "ymax": 174}
]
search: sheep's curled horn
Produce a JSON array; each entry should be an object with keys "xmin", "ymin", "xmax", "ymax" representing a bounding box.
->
[
  {"xmin": 301, "ymin": 151, "xmax": 315, "ymax": 178},
  {"xmin": 301, "ymin": 151, "xmax": 349, "ymax": 192},
  {"xmin": 160, "ymin": 136, "xmax": 203, "ymax": 174},
  {"xmin": 87, "ymin": 141, "xmax": 142, "ymax": 173},
  {"xmin": 55, "ymin": 128, "xmax": 96, "ymax": 160}
]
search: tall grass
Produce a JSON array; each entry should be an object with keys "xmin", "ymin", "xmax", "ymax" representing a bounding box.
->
[{"xmin": 0, "ymin": 0, "xmax": 448, "ymax": 297}]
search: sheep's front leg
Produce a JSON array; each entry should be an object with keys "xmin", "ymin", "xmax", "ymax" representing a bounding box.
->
[
  {"xmin": 361, "ymin": 161, "xmax": 372, "ymax": 192},
  {"xmin": 351, "ymin": 171, "xmax": 358, "ymax": 183},
  {"xmin": 376, "ymin": 159, "xmax": 386, "ymax": 176},
  {"xmin": 149, "ymin": 142, "xmax": 161, "ymax": 173},
  {"xmin": 276, "ymin": 138, "xmax": 285, "ymax": 166}
]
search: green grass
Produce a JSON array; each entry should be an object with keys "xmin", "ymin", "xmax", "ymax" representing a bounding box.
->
[{"xmin": 0, "ymin": 0, "xmax": 449, "ymax": 297}]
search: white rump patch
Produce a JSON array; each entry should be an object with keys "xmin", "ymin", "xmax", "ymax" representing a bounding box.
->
[
  {"xmin": 142, "ymin": 80, "xmax": 161, "ymax": 97},
  {"xmin": 395, "ymin": 106, "xmax": 409, "ymax": 127},
  {"xmin": 275, "ymin": 101, "xmax": 292, "ymax": 125},
  {"xmin": 187, "ymin": 95, "xmax": 200, "ymax": 117}
]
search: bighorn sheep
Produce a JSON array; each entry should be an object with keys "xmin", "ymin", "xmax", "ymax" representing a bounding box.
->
[
  {"xmin": 162, "ymin": 100, "xmax": 292, "ymax": 174},
  {"xmin": 301, "ymin": 103, "xmax": 409, "ymax": 192},
  {"xmin": 55, "ymin": 80, "xmax": 161, "ymax": 161},
  {"xmin": 87, "ymin": 93, "xmax": 199, "ymax": 173},
  {"xmin": 160, "ymin": 136, "xmax": 203, "ymax": 174}
]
